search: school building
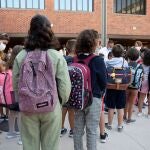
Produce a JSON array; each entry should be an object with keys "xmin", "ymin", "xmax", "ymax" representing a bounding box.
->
[{"xmin": 0, "ymin": 0, "xmax": 150, "ymax": 48}]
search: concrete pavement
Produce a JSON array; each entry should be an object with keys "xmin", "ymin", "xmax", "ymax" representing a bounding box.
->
[{"xmin": 0, "ymin": 107, "xmax": 150, "ymax": 150}]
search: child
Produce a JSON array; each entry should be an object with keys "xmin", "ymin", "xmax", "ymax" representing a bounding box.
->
[
  {"xmin": 0, "ymin": 33, "xmax": 9, "ymax": 120},
  {"xmin": 124, "ymin": 48, "xmax": 143, "ymax": 123},
  {"xmin": 73, "ymin": 29, "xmax": 107, "ymax": 150},
  {"xmin": 6, "ymin": 45, "xmax": 24, "ymax": 145},
  {"xmin": 105, "ymin": 44, "xmax": 128, "ymax": 132},
  {"xmin": 61, "ymin": 39, "xmax": 76, "ymax": 137},
  {"xmin": 138, "ymin": 49, "xmax": 150, "ymax": 117},
  {"xmin": 0, "ymin": 60, "xmax": 7, "ymax": 133}
]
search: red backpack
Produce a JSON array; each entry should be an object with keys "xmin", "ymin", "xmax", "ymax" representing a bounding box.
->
[
  {"xmin": 68, "ymin": 54, "xmax": 96, "ymax": 110},
  {"xmin": 18, "ymin": 50, "xmax": 58, "ymax": 113}
]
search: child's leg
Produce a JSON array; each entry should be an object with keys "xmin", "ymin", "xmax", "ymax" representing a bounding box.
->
[
  {"xmin": 8, "ymin": 110, "xmax": 16, "ymax": 134},
  {"xmin": 138, "ymin": 92, "xmax": 146, "ymax": 113},
  {"xmin": 148, "ymin": 94, "xmax": 150, "ymax": 115},
  {"xmin": 99, "ymin": 111, "xmax": 105, "ymax": 135},
  {"xmin": 61, "ymin": 107, "xmax": 68, "ymax": 129},
  {"xmin": 108, "ymin": 109, "xmax": 115, "ymax": 125},
  {"xmin": 85, "ymin": 97, "xmax": 101, "ymax": 150},
  {"xmin": 68, "ymin": 109, "xmax": 74, "ymax": 130},
  {"xmin": 124, "ymin": 90, "xmax": 130, "ymax": 119},
  {"xmin": 117, "ymin": 109, "xmax": 124, "ymax": 127},
  {"xmin": 16, "ymin": 112, "xmax": 21, "ymax": 132},
  {"xmin": 127, "ymin": 89, "xmax": 138, "ymax": 120},
  {"xmin": 73, "ymin": 110, "xmax": 85, "ymax": 150}
]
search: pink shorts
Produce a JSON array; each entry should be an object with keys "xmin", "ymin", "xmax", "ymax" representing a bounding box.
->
[{"xmin": 140, "ymin": 79, "xmax": 149, "ymax": 94}]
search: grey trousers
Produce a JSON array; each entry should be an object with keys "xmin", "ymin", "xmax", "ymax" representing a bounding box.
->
[{"xmin": 73, "ymin": 97, "xmax": 101, "ymax": 150}]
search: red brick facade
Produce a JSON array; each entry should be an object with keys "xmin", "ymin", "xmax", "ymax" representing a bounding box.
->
[{"xmin": 0, "ymin": 0, "xmax": 150, "ymax": 40}]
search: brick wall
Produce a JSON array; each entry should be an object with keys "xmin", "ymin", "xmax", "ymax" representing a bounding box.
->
[{"xmin": 0, "ymin": 0, "xmax": 150, "ymax": 38}]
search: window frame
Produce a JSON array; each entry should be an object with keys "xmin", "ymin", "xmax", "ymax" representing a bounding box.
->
[
  {"xmin": 54, "ymin": 0, "xmax": 94, "ymax": 12},
  {"xmin": 114, "ymin": 0, "xmax": 146, "ymax": 15},
  {"xmin": 0, "ymin": 0, "xmax": 45, "ymax": 9}
]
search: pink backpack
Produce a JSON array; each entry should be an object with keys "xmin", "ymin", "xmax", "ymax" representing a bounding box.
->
[
  {"xmin": 68, "ymin": 54, "xmax": 96, "ymax": 110},
  {"xmin": 18, "ymin": 50, "xmax": 58, "ymax": 113},
  {"xmin": 0, "ymin": 70, "xmax": 13, "ymax": 107}
]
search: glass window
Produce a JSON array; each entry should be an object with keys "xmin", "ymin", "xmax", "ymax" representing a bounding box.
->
[
  {"xmin": 54, "ymin": 0, "xmax": 93, "ymax": 12},
  {"xmin": 116, "ymin": 0, "xmax": 122, "ymax": 13},
  {"xmin": 83, "ymin": 0, "xmax": 88, "ymax": 11},
  {"xmin": 122, "ymin": 0, "xmax": 127, "ymax": 13},
  {"xmin": 60, "ymin": 0, "xmax": 65, "ymax": 10},
  {"xmin": 39, "ymin": 0, "xmax": 44, "ymax": 9},
  {"xmin": 20, "ymin": 0, "xmax": 26, "ymax": 8},
  {"xmin": 114, "ymin": 0, "xmax": 146, "ymax": 15},
  {"xmin": 89, "ymin": 0, "xmax": 93, "ymax": 12},
  {"xmin": 66, "ymin": 0, "xmax": 71, "ymax": 10},
  {"xmin": 1, "ymin": 0, "xmax": 6, "ymax": 8},
  {"xmin": 54, "ymin": 0, "xmax": 59, "ymax": 10},
  {"xmin": 127, "ymin": 0, "xmax": 131, "ymax": 13},
  {"xmin": 7, "ymin": 0, "xmax": 13, "ymax": 8},
  {"xmin": 77, "ymin": 0, "xmax": 82, "ymax": 11},
  {"xmin": 14, "ymin": 0, "xmax": 20, "ymax": 8},
  {"xmin": 33, "ymin": 0, "xmax": 39, "ymax": 9},
  {"xmin": 27, "ymin": 0, "xmax": 32, "ymax": 8},
  {"xmin": 72, "ymin": 0, "xmax": 77, "ymax": 11}
]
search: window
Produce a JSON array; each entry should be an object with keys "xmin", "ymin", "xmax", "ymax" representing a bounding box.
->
[
  {"xmin": 54, "ymin": 0, "xmax": 93, "ymax": 12},
  {"xmin": 114, "ymin": 0, "xmax": 146, "ymax": 15},
  {"xmin": 0, "ymin": 0, "xmax": 45, "ymax": 9}
]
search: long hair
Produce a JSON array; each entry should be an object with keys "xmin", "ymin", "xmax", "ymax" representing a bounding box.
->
[
  {"xmin": 25, "ymin": 14, "xmax": 60, "ymax": 51},
  {"xmin": 7, "ymin": 45, "xmax": 24, "ymax": 69},
  {"xmin": 75, "ymin": 29, "xmax": 99, "ymax": 55}
]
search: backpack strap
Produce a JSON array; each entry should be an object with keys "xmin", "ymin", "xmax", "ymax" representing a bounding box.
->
[
  {"xmin": 2, "ymin": 73, "xmax": 8, "ymax": 107},
  {"xmin": 121, "ymin": 58, "xmax": 125, "ymax": 68},
  {"xmin": 74, "ymin": 54, "xmax": 96, "ymax": 65}
]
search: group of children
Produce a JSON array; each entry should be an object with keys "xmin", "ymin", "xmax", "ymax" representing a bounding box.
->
[
  {"xmin": 0, "ymin": 15, "xmax": 150, "ymax": 150},
  {"xmin": 60, "ymin": 38, "xmax": 150, "ymax": 148}
]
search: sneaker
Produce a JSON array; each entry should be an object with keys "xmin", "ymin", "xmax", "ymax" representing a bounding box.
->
[
  {"xmin": 15, "ymin": 132, "xmax": 20, "ymax": 136},
  {"xmin": 137, "ymin": 112, "xmax": 143, "ymax": 117},
  {"xmin": 60, "ymin": 128, "xmax": 67, "ymax": 137},
  {"xmin": 69, "ymin": 129, "xmax": 73, "ymax": 138},
  {"xmin": 105, "ymin": 123, "xmax": 112, "ymax": 130},
  {"xmin": 100, "ymin": 132, "xmax": 108, "ymax": 143},
  {"xmin": 6, "ymin": 133, "xmax": 17, "ymax": 139},
  {"xmin": 0, "ymin": 130, "xmax": 2, "ymax": 134},
  {"xmin": 146, "ymin": 114, "xmax": 150, "ymax": 119},
  {"xmin": 18, "ymin": 139, "xmax": 22, "ymax": 145},
  {"xmin": 123, "ymin": 116, "xmax": 127, "ymax": 122},
  {"xmin": 126, "ymin": 119, "xmax": 136, "ymax": 124},
  {"xmin": 118, "ymin": 126, "xmax": 123, "ymax": 132}
]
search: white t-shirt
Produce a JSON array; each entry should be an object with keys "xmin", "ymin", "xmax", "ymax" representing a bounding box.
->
[{"xmin": 98, "ymin": 47, "xmax": 112, "ymax": 61}]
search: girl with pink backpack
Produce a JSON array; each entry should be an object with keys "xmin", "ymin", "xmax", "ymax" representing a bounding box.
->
[{"xmin": 0, "ymin": 45, "xmax": 24, "ymax": 144}]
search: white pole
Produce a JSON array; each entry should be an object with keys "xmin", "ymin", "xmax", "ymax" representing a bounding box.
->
[{"xmin": 101, "ymin": 0, "xmax": 107, "ymax": 47}]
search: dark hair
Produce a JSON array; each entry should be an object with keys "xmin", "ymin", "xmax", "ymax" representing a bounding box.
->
[
  {"xmin": 75, "ymin": 29, "xmax": 99, "ymax": 55},
  {"xmin": 25, "ymin": 14, "xmax": 60, "ymax": 51},
  {"xmin": 112, "ymin": 44, "xmax": 124, "ymax": 57},
  {"xmin": 108, "ymin": 52, "xmax": 113, "ymax": 59},
  {"xmin": 127, "ymin": 47, "xmax": 139, "ymax": 61},
  {"xmin": 7, "ymin": 45, "xmax": 24, "ymax": 69},
  {"xmin": 108, "ymin": 40, "xmax": 114, "ymax": 44},
  {"xmin": 140, "ymin": 47, "xmax": 147, "ymax": 53},
  {"xmin": 0, "ymin": 33, "xmax": 9, "ymax": 41},
  {"xmin": 66, "ymin": 39, "xmax": 76, "ymax": 54},
  {"xmin": 143, "ymin": 49, "xmax": 150, "ymax": 66}
]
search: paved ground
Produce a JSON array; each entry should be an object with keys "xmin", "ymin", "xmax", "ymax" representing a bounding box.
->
[{"xmin": 0, "ymin": 106, "xmax": 150, "ymax": 150}]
